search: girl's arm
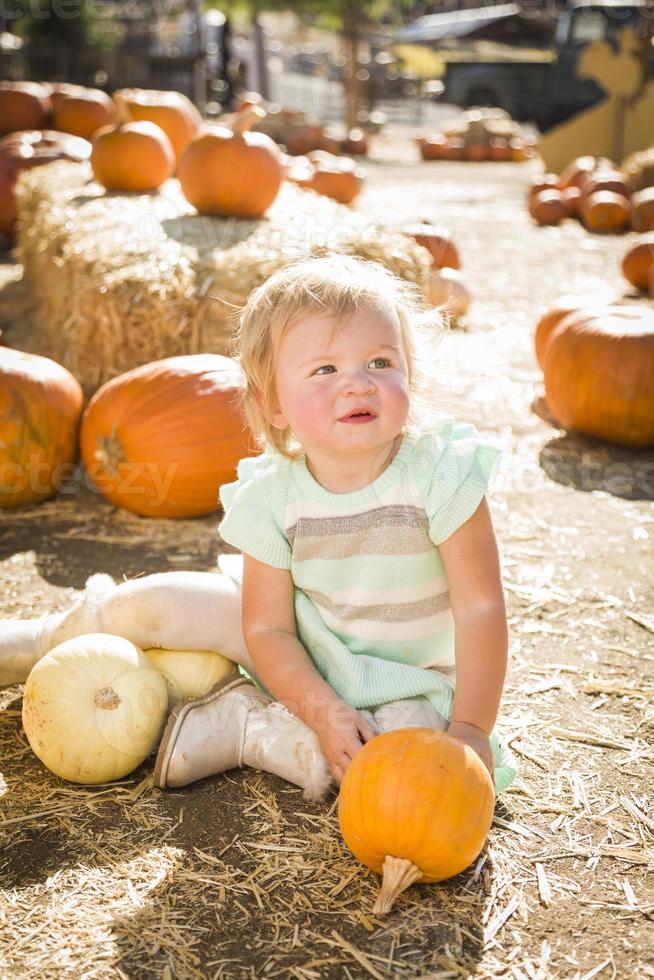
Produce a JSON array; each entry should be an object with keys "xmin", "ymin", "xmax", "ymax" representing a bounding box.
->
[
  {"xmin": 438, "ymin": 497, "xmax": 508, "ymax": 774},
  {"xmin": 241, "ymin": 554, "xmax": 376, "ymax": 784}
]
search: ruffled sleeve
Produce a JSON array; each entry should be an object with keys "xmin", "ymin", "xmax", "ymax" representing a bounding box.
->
[
  {"xmin": 218, "ymin": 453, "xmax": 292, "ymax": 569},
  {"xmin": 416, "ymin": 419, "xmax": 502, "ymax": 546}
]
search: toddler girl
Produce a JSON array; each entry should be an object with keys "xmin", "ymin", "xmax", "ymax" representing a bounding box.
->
[{"xmin": 1, "ymin": 254, "xmax": 515, "ymax": 799}]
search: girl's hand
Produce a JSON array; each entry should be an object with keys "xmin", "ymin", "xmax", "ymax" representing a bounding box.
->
[
  {"xmin": 315, "ymin": 701, "xmax": 377, "ymax": 787},
  {"xmin": 448, "ymin": 720, "xmax": 494, "ymax": 781}
]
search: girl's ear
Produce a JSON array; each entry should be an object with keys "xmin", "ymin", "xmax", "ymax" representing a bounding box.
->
[{"xmin": 253, "ymin": 386, "xmax": 288, "ymax": 431}]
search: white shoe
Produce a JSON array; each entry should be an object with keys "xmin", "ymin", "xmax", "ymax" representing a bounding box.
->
[{"xmin": 153, "ymin": 675, "xmax": 333, "ymax": 802}]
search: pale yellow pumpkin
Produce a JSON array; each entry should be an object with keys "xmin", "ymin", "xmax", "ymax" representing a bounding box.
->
[
  {"xmin": 22, "ymin": 634, "xmax": 168, "ymax": 784},
  {"xmin": 145, "ymin": 648, "xmax": 238, "ymax": 707}
]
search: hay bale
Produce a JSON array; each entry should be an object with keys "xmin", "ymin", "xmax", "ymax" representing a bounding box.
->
[{"xmin": 15, "ymin": 161, "xmax": 430, "ymax": 393}]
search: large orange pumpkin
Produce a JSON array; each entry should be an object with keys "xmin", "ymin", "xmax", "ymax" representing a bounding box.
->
[
  {"xmin": 178, "ymin": 107, "xmax": 282, "ymax": 219},
  {"xmin": 403, "ymin": 223, "xmax": 461, "ymax": 270},
  {"xmin": 113, "ymin": 88, "xmax": 202, "ymax": 165},
  {"xmin": 543, "ymin": 307, "xmax": 654, "ymax": 448},
  {"xmin": 53, "ymin": 88, "xmax": 116, "ymax": 140},
  {"xmin": 90, "ymin": 121, "xmax": 175, "ymax": 192},
  {"xmin": 0, "ymin": 349, "xmax": 84, "ymax": 508},
  {"xmin": 79, "ymin": 354, "xmax": 254, "ymax": 518},
  {"xmin": 534, "ymin": 296, "xmax": 610, "ymax": 369},
  {"xmin": 622, "ymin": 236, "xmax": 654, "ymax": 291},
  {"xmin": 0, "ymin": 82, "xmax": 52, "ymax": 135},
  {"xmin": 0, "ymin": 129, "xmax": 91, "ymax": 238},
  {"xmin": 338, "ymin": 729, "xmax": 495, "ymax": 914}
]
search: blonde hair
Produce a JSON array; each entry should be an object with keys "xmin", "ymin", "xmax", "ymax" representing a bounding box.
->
[{"xmin": 230, "ymin": 253, "xmax": 448, "ymax": 460}]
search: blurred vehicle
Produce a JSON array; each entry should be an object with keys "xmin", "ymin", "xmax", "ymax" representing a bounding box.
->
[{"xmin": 397, "ymin": 0, "xmax": 654, "ymax": 130}]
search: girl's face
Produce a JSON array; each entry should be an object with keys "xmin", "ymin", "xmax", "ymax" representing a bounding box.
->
[{"xmin": 269, "ymin": 305, "xmax": 410, "ymax": 466}]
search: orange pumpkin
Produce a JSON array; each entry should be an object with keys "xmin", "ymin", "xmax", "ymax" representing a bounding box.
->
[
  {"xmin": 342, "ymin": 127, "xmax": 368, "ymax": 156},
  {"xmin": 43, "ymin": 82, "xmax": 88, "ymax": 111},
  {"xmin": 0, "ymin": 81, "xmax": 52, "ymax": 134},
  {"xmin": 53, "ymin": 88, "xmax": 116, "ymax": 140},
  {"xmin": 534, "ymin": 295, "xmax": 612, "ymax": 370},
  {"xmin": 338, "ymin": 729, "xmax": 495, "ymax": 914},
  {"xmin": 299, "ymin": 152, "xmax": 365, "ymax": 205},
  {"xmin": 178, "ymin": 107, "xmax": 282, "ymax": 219},
  {"xmin": 630, "ymin": 188, "xmax": 654, "ymax": 233},
  {"xmin": 581, "ymin": 190, "xmax": 630, "ymax": 233},
  {"xmin": 467, "ymin": 142, "xmax": 489, "ymax": 162},
  {"xmin": 557, "ymin": 155, "xmax": 613, "ymax": 191},
  {"xmin": 543, "ymin": 307, "xmax": 654, "ymax": 448},
  {"xmin": 0, "ymin": 130, "xmax": 91, "ymax": 238},
  {"xmin": 425, "ymin": 267, "xmax": 471, "ymax": 318},
  {"xmin": 403, "ymin": 223, "xmax": 461, "ymax": 269},
  {"xmin": 561, "ymin": 185, "xmax": 582, "ymax": 219},
  {"xmin": 580, "ymin": 170, "xmax": 632, "ymax": 203},
  {"xmin": 90, "ymin": 121, "xmax": 175, "ymax": 192},
  {"xmin": 113, "ymin": 88, "xmax": 202, "ymax": 165},
  {"xmin": 419, "ymin": 134, "xmax": 447, "ymax": 161},
  {"xmin": 489, "ymin": 136, "xmax": 511, "ymax": 161},
  {"xmin": 442, "ymin": 136, "xmax": 466, "ymax": 161},
  {"xmin": 510, "ymin": 138, "xmax": 530, "ymax": 162},
  {"xmin": 530, "ymin": 189, "xmax": 567, "ymax": 226},
  {"xmin": 0, "ymin": 349, "xmax": 84, "ymax": 508},
  {"xmin": 79, "ymin": 354, "xmax": 254, "ymax": 518},
  {"xmin": 527, "ymin": 174, "xmax": 559, "ymax": 200},
  {"xmin": 621, "ymin": 236, "xmax": 654, "ymax": 291}
]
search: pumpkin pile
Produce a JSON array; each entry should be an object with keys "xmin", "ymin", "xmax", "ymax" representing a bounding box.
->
[
  {"xmin": 527, "ymin": 153, "xmax": 654, "ymax": 232},
  {"xmin": 338, "ymin": 728, "xmax": 495, "ymax": 913},
  {"xmin": 416, "ymin": 108, "xmax": 536, "ymax": 163},
  {"xmin": 241, "ymin": 91, "xmax": 371, "ymax": 158},
  {"xmin": 535, "ymin": 301, "xmax": 654, "ymax": 448},
  {"xmin": 0, "ymin": 82, "xmax": 290, "ymax": 228}
]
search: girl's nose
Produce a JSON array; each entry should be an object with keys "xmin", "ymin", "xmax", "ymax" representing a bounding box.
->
[{"xmin": 342, "ymin": 370, "xmax": 376, "ymax": 396}]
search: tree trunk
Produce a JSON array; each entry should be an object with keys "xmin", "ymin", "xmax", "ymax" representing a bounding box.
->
[
  {"xmin": 252, "ymin": 15, "xmax": 270, "ymax": 100},
  {"xmin": 342, "ymin": 4, "xmax": 361, "ymax": 131}
]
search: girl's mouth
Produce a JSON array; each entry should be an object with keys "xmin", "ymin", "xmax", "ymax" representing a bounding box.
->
[{"xmin": 339, "ymin": 410, "xmax": 377, "ymax": 424}]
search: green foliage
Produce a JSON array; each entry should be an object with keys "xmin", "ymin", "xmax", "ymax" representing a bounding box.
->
[
  {"xmin": 15, "ymin": 0, "xmax": 116, "ymax": 50},
  {"xmin": 205, "ymin": 0, "xmax": 402, "ymax": 31}
]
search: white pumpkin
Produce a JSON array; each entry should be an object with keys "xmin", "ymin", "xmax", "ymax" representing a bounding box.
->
[
  {"xmin": 144, "ymin": 648, "xmax": 238, "ymax": 707},
  {"xmin": 22, "ymin": 633, "xmax": 168, "ymax": 784},
  {"xmin": 425, "ymin": 267, "xmax": 471, "ymax": 319}
]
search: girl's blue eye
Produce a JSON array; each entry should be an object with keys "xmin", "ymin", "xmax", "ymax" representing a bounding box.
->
[{"xmin": 314, "ymin": 365, "xmax": 335, "ymax": 375}]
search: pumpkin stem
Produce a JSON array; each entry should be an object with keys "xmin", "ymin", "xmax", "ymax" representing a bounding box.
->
[
  {"xmin": 113, "ymin": 91, "xmax": 132, "ymax": 126},
  {"xmin": 94, "ymin": 427, "xmax": 125, "ymax": 478},
  {"xmin": 230, "ymin": 105, "xmax": 266, "ymax": 136},
  {"xmin": 94, "ymin": 686, "xmax": 121, "ymax": 710},
  {"xmin": 372, "ymin": 856, "xmax": 423, "ymax": 914}
]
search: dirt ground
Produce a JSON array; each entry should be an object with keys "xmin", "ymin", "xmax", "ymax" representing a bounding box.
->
[{"xmin": 1, "ymin": 140, "xmax": 653, "ymax": 979}]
